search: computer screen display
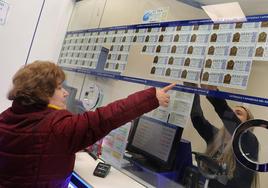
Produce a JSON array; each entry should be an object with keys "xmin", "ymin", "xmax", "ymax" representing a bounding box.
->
[{"xmin": 127, "ymin": 116, "xmax": 183, "ymax": 170}]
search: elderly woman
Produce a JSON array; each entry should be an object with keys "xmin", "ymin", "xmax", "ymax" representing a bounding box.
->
[{"xmin": 0, "ymin": 60, "xmax": 175, "ymax": 187}]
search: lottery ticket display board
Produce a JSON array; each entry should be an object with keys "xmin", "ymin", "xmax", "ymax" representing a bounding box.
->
[{"xmin": 59, "ymin": 14, "xmax": 268, "ymax": 104}]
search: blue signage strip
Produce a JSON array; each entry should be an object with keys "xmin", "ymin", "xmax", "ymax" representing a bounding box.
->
[
  {"xmin": 61, "ymin": 66, "xmax": 268, "ymax": 107},
  {"xmin": 66, "ymin": 14, "xmax": 268, "ymax": 35}
]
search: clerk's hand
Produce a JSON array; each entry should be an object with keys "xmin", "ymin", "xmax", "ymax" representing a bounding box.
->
[{"xmin": 156, "ymin": 83, "xmax": 176, "ymax": 107}]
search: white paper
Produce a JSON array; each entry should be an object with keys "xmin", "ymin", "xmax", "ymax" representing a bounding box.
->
[
  {"xmin": 204, "ymin": 58, "xmax": 227, "ymax": 70},
  {"xmin": 101, "ymin": 123, "xmax": 131, "ymax": 168},
  {"xmin": 201, "ymin": 71, "xmax": 224, "ymax": 86},
  {"xmin": 147, "ymin": 90, "xmax": 194, "ymax": 128},
  {"xmin": 168, "ymin": 112, "xmax": 188, "ymax": 128},
  {"xmin": 169, "ymin": 68, "xmax": 181, "ymax": 78}
]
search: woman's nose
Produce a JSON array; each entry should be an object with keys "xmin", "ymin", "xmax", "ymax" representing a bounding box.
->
[{"xmin": 63, "ymin": 88, "xmax": 69, "ymax": 96}]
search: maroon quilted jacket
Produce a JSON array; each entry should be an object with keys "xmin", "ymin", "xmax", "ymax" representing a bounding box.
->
[{"xmin": 0, "ymin": 87, "xmax": 158, "ymax": 188}]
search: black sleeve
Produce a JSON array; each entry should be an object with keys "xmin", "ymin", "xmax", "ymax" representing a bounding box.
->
[
  {"xmin": 191, "ymin": 94, "xmax": 218, "ymax": 144},
  {"xmin": 206, "ymin": 95, "xmax": 241, "ymax": 135}
]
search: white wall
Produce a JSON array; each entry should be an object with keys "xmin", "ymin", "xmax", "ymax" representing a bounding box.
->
[
  {"xmin": 28, "ymin": 0, "xmax": 75, "ymax": 63},
  {"xmin": 68, "ymin": 0, "xmax": 106, "ymax": 30},
  {"xmin": 0, "ymin": 0, "xmax": 44, "ymax": 111},
  {"xmin": 0, "ymin": 0, "xmax": 74, "ymax": 111}
]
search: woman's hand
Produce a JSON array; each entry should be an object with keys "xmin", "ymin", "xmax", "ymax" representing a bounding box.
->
[{"xmin": 156, "ymin": 83, "xmax": 176, "ymax": 107}]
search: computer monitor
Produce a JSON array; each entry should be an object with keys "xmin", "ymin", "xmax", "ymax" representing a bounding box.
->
[
  {"xmin": 64, "ymin": 85, "xmax": 87, "ymax": 114},
  {"xmin": 64, "ymin": 85, "xmax": 78, "ymax": 113},
  {"xmin": 127, "ymin": 116, "xmax": 183, "ymax": 171}
]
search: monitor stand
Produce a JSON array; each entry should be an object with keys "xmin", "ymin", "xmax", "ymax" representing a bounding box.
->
[{"xmin": 122, "ymin": 152, "xmax": 181, "ymax": 187}]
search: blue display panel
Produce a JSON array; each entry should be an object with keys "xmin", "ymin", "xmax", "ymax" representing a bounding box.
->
[{"xmin": 69, "ymin": 172, "xmax": 93, "ymax": 188}]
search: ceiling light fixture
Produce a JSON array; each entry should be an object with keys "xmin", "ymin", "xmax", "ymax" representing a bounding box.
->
[{"xmin": 202, "ymin": 2, "xmax": 246, "ymax": 23}]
